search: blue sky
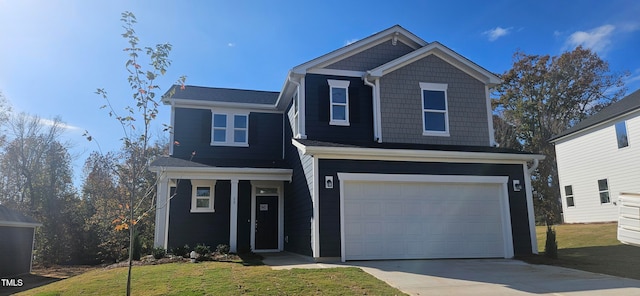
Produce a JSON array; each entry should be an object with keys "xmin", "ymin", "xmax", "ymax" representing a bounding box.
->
[{"xmin": 1, "ymin": 0, "xmax": 639, "ymax": 186}]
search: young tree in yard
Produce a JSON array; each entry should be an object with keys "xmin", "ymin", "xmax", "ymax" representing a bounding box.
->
[
  {"xmin": 91, "ymin": 11, "xmax": 185, "ymax": 295},
  {"xmin": 493, "ymin": 46, "xmax": 628, "ymax": 224}
]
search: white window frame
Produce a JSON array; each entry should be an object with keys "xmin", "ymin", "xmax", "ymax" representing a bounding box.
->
[
  {"xmin": 211, "ymin": 112, "xmax": 249, "ymax": 147},
  {"xmin": 564, "ymin": 185, "xmax": 575, "ymax": 207},
  {"xmin": 598, "ymin": 178, "xmax": 610, "ymax": 204},
  {"xmin": 191, "ymin": 180, "xmax": 216, "ymax": 213},
  {"xmin": 328, "ymin": 79, "xmax": 350, "ymax": 126},
  {"xmin": 420, "ymin": 82, "xmax": 449, "ymax": 136},
  {"xmin": 615, "ymin": 121, "xmax": 629, "ymax": 149}
]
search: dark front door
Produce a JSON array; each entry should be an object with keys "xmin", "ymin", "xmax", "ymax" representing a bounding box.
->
[{"xmin": 255, "ymin": 196, "xmax": 278, "ymax": 249}]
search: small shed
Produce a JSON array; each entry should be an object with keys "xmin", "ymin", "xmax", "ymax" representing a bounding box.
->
[{"xmin": 0, "ymin": 205, "xmax": 41, "ymax": 277}]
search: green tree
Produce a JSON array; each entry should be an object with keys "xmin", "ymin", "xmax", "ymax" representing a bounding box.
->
[
  {"xmin": 493, "ymin": 46, "xmax": 628, "ymax": 224},
  {"xmin": 91, "ymin": 11, "xmax": 185, "ymax": 295}
]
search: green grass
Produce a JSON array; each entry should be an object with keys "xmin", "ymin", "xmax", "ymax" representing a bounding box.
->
[
  {"xmin": 529, "ymin": 223, "xmax": 640, "ymax": 280},
  {"xmin": 16, "ymin": 261, "xmax": 406, "ymax": 296}
]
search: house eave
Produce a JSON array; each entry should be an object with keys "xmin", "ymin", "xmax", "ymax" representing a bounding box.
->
[
  {"xmin": 165, "ymin": 98, "xmax": 281, "ymax": 112},
  {"xmin": 149, "ymin": 165, "xmax": 293, "ymax": 182},
  {"xmin": 292, "ymin": 140, "xmax": 545, "ymax": 164},
  {"xmin": 0, "ymin": 221, "xmax": 42, "ymax": 228},
  {"xmin": 551, "ymin": 107, "xmax": 640, "ymax": 144}
]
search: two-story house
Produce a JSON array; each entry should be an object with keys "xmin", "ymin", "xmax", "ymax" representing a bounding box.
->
[
  {"xmin": 551, "ymin": 89, "xmax": 640, "ymax": 223},
  {"xmin": 150, "ymin": 25, "xmax": 544, "ymax": 262}
]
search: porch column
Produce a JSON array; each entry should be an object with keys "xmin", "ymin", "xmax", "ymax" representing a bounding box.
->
[
  {"xmin": 154, "ymin": 176, "xmax": 170, "ymax": 248},
  {"xmin": 229, "ymin": 179, "xmax": 239, "ymax": 253}
]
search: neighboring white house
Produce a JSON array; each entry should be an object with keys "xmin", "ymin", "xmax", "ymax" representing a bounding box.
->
[{"xmin": 550, "ymin": 89, "xmax": 640, "ymax": 223}]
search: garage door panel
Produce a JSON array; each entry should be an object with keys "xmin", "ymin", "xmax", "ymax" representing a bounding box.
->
[{"xmin": 343, "ymin": 180, "xmax": 507, "ymax": 260}]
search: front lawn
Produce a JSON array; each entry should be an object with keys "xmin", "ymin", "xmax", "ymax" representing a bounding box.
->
[
  {"xmin": 530, "ymin": 222, "xmax": 640, "ymax": 280},
  {"xmin": 16, "ymin": 261, "xmax": 406, "ymax": 296}
]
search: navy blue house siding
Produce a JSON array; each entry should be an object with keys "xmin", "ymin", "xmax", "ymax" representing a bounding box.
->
[
  {"xmin": 172, "ymin": 108, "xmax": 283, "ymax": 162},
  {"xmin": 236, "ymin": 180, "xmax": 252, "ymax": 253},
  {"xmin": 304, "ymin": 74, "xmax": 374, "ymax": 145},
  {"xmin": 317, "ymin": 159, "xmax": 531, "ymax": 258},
  {"xmin": 168, "ymin": 179, "xmax": 231, "ymax": 250},
  {"xmin": 0, "ymin": 226, "xmax": 34, "ymax": 276}
]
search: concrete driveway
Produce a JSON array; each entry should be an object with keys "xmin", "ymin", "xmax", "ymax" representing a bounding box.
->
[{"xmin": 262, "ymin": 253, "xmax": 640, "ymax": 295}]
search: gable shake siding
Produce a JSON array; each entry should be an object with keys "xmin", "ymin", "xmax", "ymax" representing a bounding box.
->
[
  {"xmin": 379, "ymin": 55, "xmax": 489, "ymax": 146},
  {"xmin": 317, "ymin": 159, "xmax": 531, "ymax": 257},
  {"xmin": 326, "ymin": 40, "xmax": 415, "ymax": 71},
  {"xmin": 304, "ymin": 74, "xmax": 374, "ymax": 145},
  {"xmin": 172, "ymin": 107, "xmax": 283, "ymax": 161}
]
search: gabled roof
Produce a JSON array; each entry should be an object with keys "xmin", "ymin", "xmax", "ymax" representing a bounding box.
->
[
  {"xmin": 291, "ymin": 25, "xmax": 427, "ymax": 75},
  {"xmin": 550, "ymin": 89, "xmax": 640, "ymax": 142},
  {"xmin": 162, "ymin": 85, "xmax": 280, "ymax": 109},
  {"xmin": 0, "ymin": 205, "xmax": 41, "ymax": 228},
  {"xmin": 367, "ymin": 41, "xmax": 501, "ymax": 86}
]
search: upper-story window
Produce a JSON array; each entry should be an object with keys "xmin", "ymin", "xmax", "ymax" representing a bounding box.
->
[
  {"xmin": 328, "ymin": 79, "xmax": 350, "ymax": 126},
  {"xmin": 292, "ymin": 91, "xmax": 299, "ymax": 137},
  {"xmin": 212, "ymin": 112, "xmax": 248, "ymax": 146},
  {"xmin": 615, "ymin": 121, "xmax": 629, "ymax": 148},
  {"xmin": 420, "ymin": 82, "xmax": 449, "ymax": 136}
]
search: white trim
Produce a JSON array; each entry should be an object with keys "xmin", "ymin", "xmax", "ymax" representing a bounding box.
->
[
  {"xmin": 211, "ymin": 112, "xmax": 249, "ymax": 147},
  {"xmin": 420, "ymin": 82, "xmax": 450, "ymax": 136},
  {"xmin": 312, "ymin": 157, "xmax": 320, "ymax": 258},
  {"xmin": 154, "ymin": 176, "xmax": 169, "ymax": 248},
  {"xmin": 292, "ymin": 139, "xmax": 545, "ymax": 164},
  {"xmin": 368, "ymin": 42, "xmax": 502, "ymax": 85},
  {"xmin": 523, "ymin": 163, "xmax": 538, "ymax": 254},
  {"xmin": 30, "ymin": 226, "xmax": 36, "ymax": 273},
  {"xmin": 328, "ymin": 79, "xmax": 351, "ymax": 126},
  {"xmin": 307, "ymin": 68, "xmax": 366, "ymax": 77},
  {"xmin": 169, "ymin": 103, "xmax": 175, "ymax": 156},
  {"xmin": 336, "ymin": 173, "xmax": 513, "ymax": 262},
  {"xmin": 551, "ymin": 108, "xmax": 640, "ymax": 143},
  {"xmin": 229, "ymin": 179, "xmax": 239, "ymax": 253},
  {"xmin": 299, "ymin": 77, "xmax": 307, "ymax": 138},
  {"xmin": 250, "ymin": 181, "xmax": 284, "ymax": 252},
  {"xmin": 166, "ymin": 98, "xmax": 282, "ymax": 113},
  {"xmin": 190, "ymin": 179, "xmax": 217, "ymax": 213},
  {"xmin": 149, "ymin": 166, "xmax": 292, "ymax": 182},
  {"xmin": 486, "ymin": 85, "xmax": 496, "ymax": 146}
]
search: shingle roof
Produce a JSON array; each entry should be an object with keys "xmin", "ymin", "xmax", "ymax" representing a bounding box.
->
[
  {"xmin": 550, "ymin": 89, "xmax": 640, "ymax": 142},
  {"xmin": 150, "ymin": 156, "xmax": 289, "ymax": 169},
  {"xmin": 165, "ymin": 85, "xmax": 280, "ymax": 105},
  {"xmin": 0, "ymin": 205, "xmax": 40, "ymax": 227},
  {"xmin": 295, "ymin": 139, "xmax": 535, "ymax": 155}
]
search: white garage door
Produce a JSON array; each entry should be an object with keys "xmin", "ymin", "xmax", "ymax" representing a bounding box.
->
[{"xmin": 340, "ymin": 174, "xmax": 512, "ymax": 261}]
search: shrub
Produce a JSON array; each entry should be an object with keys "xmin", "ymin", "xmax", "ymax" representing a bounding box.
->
[
  {"xmin": 152, "ymin": 247, "xmax": 166, "ymax": 259},
  {"xmin": 216, "ymin": 244, "xmax": 230, "ymax": 255},
  {"xmin": 544, "ymin": 225, "xmax": 558, "ymax": 259},
  {"xmin": 194, "ymin": 244, "xmax": 211, "ymax": 257},
  {"xmin": 170, "ymin": 244, "xmax": 190, "ymax": 258}
]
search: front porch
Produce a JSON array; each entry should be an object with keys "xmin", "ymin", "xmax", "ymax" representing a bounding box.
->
[{"xmin": 150, "ymin": 157, "xmax": 292, "ymax": 253}]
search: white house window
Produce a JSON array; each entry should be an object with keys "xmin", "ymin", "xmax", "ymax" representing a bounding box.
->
[
  {"xmin": 292, "ymin": 91, "xmax": 299, "ymax": 137},
  {"xmin": 191, "ymin": 180, "xmax": 216, "ymax": 213},
  {"xmin": 565, "ymin": 185, "xmax": 575, "ymax": 207},
  {"xmin": 420, "ymin": 82, "xmax": 449, "ymax": 136},
  {"xmin": 615, "ymin": 121, "xmax": 629, "ymax": 148},
  {"xmin": 597, "ymin": 179, "xmax": 610, "ymax": 204},
  {"xmin": 211, "ymin": 112, "xmax": 248, "ymax": 146},
  {"xmin": 328, "ymin": 79, "xmax": 350, "ymax": 126}
]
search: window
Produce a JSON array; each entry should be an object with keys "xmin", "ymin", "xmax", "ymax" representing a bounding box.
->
[
  {"xmin": 564, "ymin": 185, "xmax": 575, "ymax": 207},
  {"xmin": 420, "ymin": 82, "xmax": 449, "ymax": 136},
  {"xmin": 211, "ymin": 112, "xmax": 248, "ymax": 146},
  {"xmin": 191, "ymin": 180, "xmax": 216, "ymax": 213},
  {"xmin": 598, "ymin": 179, "xmax": 610, "ymax": 204},
  {"xmin": 292, "ymin": 91, "xmax": 299, "ymax": 137},
  {"xmin": 615, "ymin": 121, "xmax": 629, "ymax": 148},
  {"xmin": 328, "ymin": 79, "xmax": 350, "ymax": 126}
]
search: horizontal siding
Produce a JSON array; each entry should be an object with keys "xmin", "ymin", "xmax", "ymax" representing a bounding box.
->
[
  {"xmin": 172, "ymin": 107, "xmax": 283, "ymax": 161},
  {"xmin": 556, "ymin": 114, "xmax": 640, "ymax": 223},
  {"xmin": 304, "ymin": 74, "xmax": 375, "ymax": 145}
]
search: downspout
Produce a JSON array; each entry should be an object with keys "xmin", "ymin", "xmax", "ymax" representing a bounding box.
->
[
  {"xmin": 527, "ymin": 159, "xmax": 539, "ymax": 174},
  {"xmin": 288, "ymin": 75, "xmax": 302, "ymax": 139},
  {"xmin": 363, "ymin": 74, "xmax": 381, "ymax": 143}
]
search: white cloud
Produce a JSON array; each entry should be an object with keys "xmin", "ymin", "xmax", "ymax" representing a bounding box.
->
[
  {"xmin": 483, "ymin": 26, "xmax": 512, "ymax": 41},
  {"xmin": 565, "ymin": 24, "xmax": 615, "ymax": 53},
  {"xmin": 227, "ymin": 42, "xmax": 236, "ymax": 47},
  {"xmin": 40, "ymin": 118, "xmax": 80, "ymax": 131}
]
